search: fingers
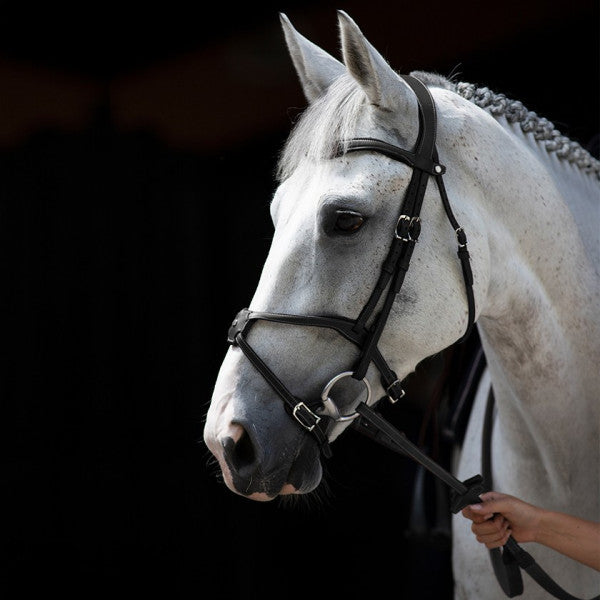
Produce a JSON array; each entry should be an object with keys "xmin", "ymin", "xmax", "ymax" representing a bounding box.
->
[
  {"xmin": 461, "ymin": 506, "xmax": 494, "ymax": 523},
  {"xmin": 471, "ymin": 514, "xmax": 511, "ymax": 548},
  {"xmin": 469, "ymin": 492, "xmax": 514, "ymax": 518},
  {"xmin": 461, "ymin": 491, "xmax": 506, "ymax": 522},
  {"xmin": 479, "ymin": 491, "xmax": 507, "ymax": 503}
]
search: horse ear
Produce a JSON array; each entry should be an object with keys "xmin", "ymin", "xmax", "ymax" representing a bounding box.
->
[
  {"xmin": 337, "ymin": 10, "xmax": 413, "ymax": 111},
  {"xmin": 280, "ymin": 13, "xmax": 345, "ymax": 103}
]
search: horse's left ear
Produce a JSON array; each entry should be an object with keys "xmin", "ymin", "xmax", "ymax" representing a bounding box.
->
[
  {"xmin": 280, "ymin": 13, "xmax": 345, "ymax": 103},
  {"xmin": 338, "ymin": 10, "xmax": 414, "ymax": 112}
]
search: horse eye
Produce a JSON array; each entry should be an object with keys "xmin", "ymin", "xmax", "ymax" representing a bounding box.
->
[{"xmin": 334, "ymin": 210, "xmax": 365, "ymax": 234}]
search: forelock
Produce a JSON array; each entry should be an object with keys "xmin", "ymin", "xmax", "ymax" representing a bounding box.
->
[{"xmin": 276, "ymin": 73, "xmax": 368, "ymax": 181}]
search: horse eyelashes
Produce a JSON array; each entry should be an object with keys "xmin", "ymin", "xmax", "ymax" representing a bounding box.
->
[{"xmin": 334, "ymin": 210, "xmax": 366, "ymax": 234}]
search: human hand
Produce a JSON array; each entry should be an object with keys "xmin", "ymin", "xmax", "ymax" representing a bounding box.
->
[{"xmin": 461, "ymin": 491, "xmax": 542, "ymax": 548}]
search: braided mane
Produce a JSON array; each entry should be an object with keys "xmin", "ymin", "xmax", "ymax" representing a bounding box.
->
[
  {"xmin": 412, "ymin": 71, "xmax": 599, "ymax": 180},
  {"xmin": 458, "ymin": 82, "xmax": 599, "ymax": 179}
]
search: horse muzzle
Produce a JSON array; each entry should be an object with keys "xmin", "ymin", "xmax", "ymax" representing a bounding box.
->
[{"xmin": 204, "ymin": 387, "xmax": 323, "ymax": 500}]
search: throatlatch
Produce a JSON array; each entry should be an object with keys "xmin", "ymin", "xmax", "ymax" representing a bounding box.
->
[{"xmin": 227, "ymin": 74, "xmax": 595, "ymax": 600}]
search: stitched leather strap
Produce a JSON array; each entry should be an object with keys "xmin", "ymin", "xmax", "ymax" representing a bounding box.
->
[
  {"xmin": 352, "ymin": 392, "xmax": 599, "ymax": 600},
  {"xmin": 434, "ymin": 158, "xmax": 476, "ymax": 342},
  {"xmin": 343, "ymin": 137, "xmax": 445, "ymax": 175},
  {"xmin": 229, "ymin": 308, "xmax": 405, "ymax": 406}
]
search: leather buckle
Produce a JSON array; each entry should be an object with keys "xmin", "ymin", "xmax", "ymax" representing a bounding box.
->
[
  {"xmin": 455, "ymin": 227, "xmax": 468, "ymax": 248},
  {"xmin": 395, "ymin": 216, "xmax": 421, "ymax": 242},
  {"xmin": 386, "ymin": 379, "xmax": 406, "ymax": 403},
  {"xmin": 293, "ymin": 402, "xmax": 321, "ymax": 432}
]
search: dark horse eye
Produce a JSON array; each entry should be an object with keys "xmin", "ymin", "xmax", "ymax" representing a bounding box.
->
[{"xmin": 334, "ymin": 210, "xmax": 365, "ymax": 233}]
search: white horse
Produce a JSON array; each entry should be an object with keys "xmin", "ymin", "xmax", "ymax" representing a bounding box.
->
[{"xmin": 204, "ymin": 12, "xmax": 600, "ymax": 599}]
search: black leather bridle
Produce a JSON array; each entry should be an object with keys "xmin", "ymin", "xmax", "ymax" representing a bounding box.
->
[
  {"xmin": 226, "ymin": 75, "xmax": 597, "ymax": 600},
  {"xmin": 228, "ymin": 74, "xmax": 475, "ymax": 457}
]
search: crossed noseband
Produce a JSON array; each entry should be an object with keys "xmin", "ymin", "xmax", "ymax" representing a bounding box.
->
[{"xmin": 227, "ymin": 74, "xmax": 475, "ymax": 457}]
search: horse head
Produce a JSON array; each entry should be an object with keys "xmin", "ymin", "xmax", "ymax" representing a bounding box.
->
[{"xmin": 204, "ymin": 12, "xmax": 487, "ymax": 500}]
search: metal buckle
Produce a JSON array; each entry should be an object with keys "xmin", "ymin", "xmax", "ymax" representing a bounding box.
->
[
  {"xmin": 386, "ymin": 379, "xmax": 406, "ymax": 403},
  {"xmin": 395, "ymin": 215, "xmax": 420, "ymax": 242},
  {"xmin": 320, "ymin": 371, "xmax": 372, "ymax": 422},
  {"xmin": 395, "ymin": 215, "xmax": 411, "ymax": 241},
  {"xmin": 455, "ymin": 227, "xmax": 467, "ymax": 248},
  {"xmin": 293, "ymin": 402, "xmax": 321, "ymax": 432}
]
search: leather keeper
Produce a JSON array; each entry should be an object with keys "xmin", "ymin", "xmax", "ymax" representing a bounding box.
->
[{"xmin": 227, "ymin": 308, "xmax": 252, "ymax": 344}]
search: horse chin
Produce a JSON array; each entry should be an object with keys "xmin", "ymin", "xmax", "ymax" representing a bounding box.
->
[
  {"xmin": 216, "ymin": 446, "xmax": 323, "ymax": 501},
  {"xmin": 224, "ymin": 478, "xmax": 322, "ymax": 502}
]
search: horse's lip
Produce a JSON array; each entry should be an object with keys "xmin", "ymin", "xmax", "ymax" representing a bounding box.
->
[
  {"xmin": 286, "ymin": 441, "xmax": 322, "ymax": 494},
  {"xmin": 245, "ymin": 491, "xmax": 277, "ymax": 502},
  {"xmin": 244, "ymin": 484, "xmax": 299, "ymax": 501}
]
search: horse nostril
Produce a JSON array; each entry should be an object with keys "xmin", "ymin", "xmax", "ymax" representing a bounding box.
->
[{"xmin": 222, "ymin": 426, "xmax": 257, "ymax": 475}]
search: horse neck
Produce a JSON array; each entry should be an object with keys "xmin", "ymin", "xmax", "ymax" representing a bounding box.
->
[
  {"xmin": 462, "ymin": 110, "xmax": 600, "ymax": 491},
  {"xmin": 514, "ymin": 120, "xmax": 600, "ymax": 267}
]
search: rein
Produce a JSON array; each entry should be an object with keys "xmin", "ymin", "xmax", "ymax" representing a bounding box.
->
[{"xmin": 226, "ymin": 74, "xmax": 596, "ymax": 600}]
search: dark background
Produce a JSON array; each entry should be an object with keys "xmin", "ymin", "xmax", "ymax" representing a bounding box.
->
[{"xmin": 2, "ymin": 1, "xmax": 597, "ymax": 598}]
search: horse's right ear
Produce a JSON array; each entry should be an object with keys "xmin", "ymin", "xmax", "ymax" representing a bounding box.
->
[{"xmin": 280, "ymin": 13, "xmax": 344, "ymax": 103}]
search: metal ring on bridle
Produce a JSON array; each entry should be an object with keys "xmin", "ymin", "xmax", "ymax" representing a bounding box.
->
[{"xmin": 319, "ymin": 371, "xmax": 372, "ymax": 422}]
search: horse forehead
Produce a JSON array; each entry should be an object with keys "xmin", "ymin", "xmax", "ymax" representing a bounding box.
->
[{"xmin": 275, "ymin": 156, "xmax": 409, "ymax": 211}]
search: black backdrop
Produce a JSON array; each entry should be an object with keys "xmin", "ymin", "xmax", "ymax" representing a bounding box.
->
[{"xmin": 2, "ymin": 2, "xmax": 598, "ymax": 599}]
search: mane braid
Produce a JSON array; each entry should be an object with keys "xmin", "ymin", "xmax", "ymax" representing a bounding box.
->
[{"xmin": 455, "ymin": 81, "xmax": 600, "ymax": 180}]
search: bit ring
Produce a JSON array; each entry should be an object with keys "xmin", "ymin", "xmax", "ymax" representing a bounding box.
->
[{"xmin": 319, "ymin": 371, "xmax": 372, "ymax": 422}]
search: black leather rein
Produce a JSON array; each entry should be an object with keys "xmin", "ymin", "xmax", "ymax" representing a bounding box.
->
[{"xmin": 225, "ymin": 74, "xmax": 596, "ymax": 600}]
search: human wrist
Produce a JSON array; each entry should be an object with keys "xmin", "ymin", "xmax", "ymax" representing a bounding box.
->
[{"xmin": 531, "ymin": 507, "xmax": 553, "ymax": 545}]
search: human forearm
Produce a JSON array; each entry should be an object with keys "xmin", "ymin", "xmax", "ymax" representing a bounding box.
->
[
  {"xmin": 535, "ymin": 509, "xmax": 600, "ymax": 572},
  {"xmin": 463, "ymin": 491, "xmax": 600, "ymax": 571}
]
